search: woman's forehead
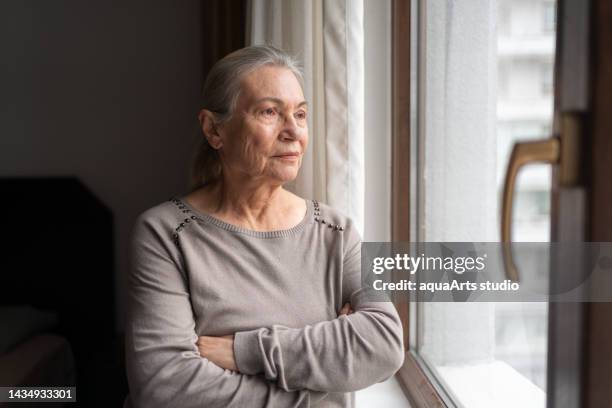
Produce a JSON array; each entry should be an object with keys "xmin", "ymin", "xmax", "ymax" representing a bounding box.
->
[{"xmin": 239, "ymin": 66, "xmax": 305, "ymax": 105}]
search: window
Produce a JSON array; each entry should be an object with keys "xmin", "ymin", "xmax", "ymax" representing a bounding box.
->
[
  {"xmin": 541, "ymin": 62, "xmax": 554, "ymax": 95},
  {"xmin": 543, "ymin": 2, "xmax": 556, "ymax": 33},
  {"xmin": 405, "ymin": 0, "xmax": 556, "ymax": 406}
]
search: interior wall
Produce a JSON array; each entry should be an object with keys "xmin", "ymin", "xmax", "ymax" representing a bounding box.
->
[{"xmin": 0, "ymin": 0, "xmax": 204, "ymax": 331}]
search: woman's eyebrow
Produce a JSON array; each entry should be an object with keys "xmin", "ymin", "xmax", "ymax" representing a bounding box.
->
[{"xmin": 253, "ymin": 97, "xmax": 308, "ymax": 108}]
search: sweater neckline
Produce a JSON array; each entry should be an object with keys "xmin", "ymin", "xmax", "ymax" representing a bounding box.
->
[{"xmin": 173, "ymin": 195, "xmax": 314, "ymax": 238}]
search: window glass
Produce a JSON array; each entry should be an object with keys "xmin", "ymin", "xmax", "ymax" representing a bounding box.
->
[{"xmin": 415, "ymin": 0, "xmax": 556, "ymax": 406}]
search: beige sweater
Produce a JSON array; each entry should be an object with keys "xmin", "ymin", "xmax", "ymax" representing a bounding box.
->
[{"xmin": 124, "ymin": 196, "xmax": 404, "ymax": 408}]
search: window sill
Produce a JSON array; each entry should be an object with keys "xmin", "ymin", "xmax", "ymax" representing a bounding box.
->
[
  {"xmin": 356, "ymin": 376, "xmax": 412, "ymax": 408},
  {"xmin": 397, "ymin": 351, "xmax": 546, "ymax": 408},
  {"xmin": 434, "ymin": 360, "xmax": 545, "ymax": 408}
]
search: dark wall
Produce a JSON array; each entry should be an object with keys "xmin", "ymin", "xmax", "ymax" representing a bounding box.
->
[
  {"xmin": 202, "ymin": 0, "xmax": 247, "ymax": 70},
  {"xmin": 0, "ymin": 0, "xmax": 205, "ymax": 332}
]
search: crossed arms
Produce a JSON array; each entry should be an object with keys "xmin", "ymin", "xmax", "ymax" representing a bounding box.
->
[{"xmin": 124, "ymin": 218, "xmax": 405, "ymax": 408}]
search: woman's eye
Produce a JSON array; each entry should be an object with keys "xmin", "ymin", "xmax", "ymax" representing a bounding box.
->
[{"xmin": 262, "ymin": 108, "xmax": 277, "ymax": 117}]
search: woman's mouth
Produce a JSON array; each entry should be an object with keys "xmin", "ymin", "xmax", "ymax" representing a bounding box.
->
[{"xmin": 273, "ymin": 152, "xmax": 300, "ymax": 161}]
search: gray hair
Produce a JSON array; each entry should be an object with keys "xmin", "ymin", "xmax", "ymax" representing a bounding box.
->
[{"xmin": 191, "ymin": 45, "xmax": 304, "ymax": 190}]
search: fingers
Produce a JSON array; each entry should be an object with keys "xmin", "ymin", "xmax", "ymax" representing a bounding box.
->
[
  {"xmin": 339, "ymin": 303, "xmax": 354, "ymax": 316},
  {"xmin": 339, "ymin": 303, "xmax": 349, "ymax": 315},
  {"xmin": 195, "ymin": 335, "xmax": 238, "ymax": 371},
  {"xmin": 196, "ymin": 337, "xmax": 206, "ymax": 356},
  {"xmin": 198, "ymin": 335, "xmax": 232, "ymax": 343}
]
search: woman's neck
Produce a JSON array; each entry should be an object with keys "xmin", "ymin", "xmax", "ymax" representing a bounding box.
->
[
  {"xmin": 190, "ymin": 177, "xmax": 304, "ymax": 231},
  {"xmin": 214, "ymin": 178, "xmax": 284, "ymax": 217}
]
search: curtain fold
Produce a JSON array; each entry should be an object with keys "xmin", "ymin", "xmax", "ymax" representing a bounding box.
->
[{"xmin": 247, "ymin": 0, "xmax": 365, "ymax": 234}]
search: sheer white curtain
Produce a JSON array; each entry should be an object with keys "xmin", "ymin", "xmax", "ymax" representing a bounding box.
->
[
  {"xmin": 247, "ymin": 0, "xmax": 365, "ymax": 234},
  {"xmin": 247, "ymin": 5, "xmax": 406, "ymax": 404}
]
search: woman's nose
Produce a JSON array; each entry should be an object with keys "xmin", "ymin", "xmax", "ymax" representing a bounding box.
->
[
  {"xmin": 280, "ymin": 128, "xmax": 298, "ymax": 141},
  {"xmin": 279, "ymin": 114, "xmax": 303, "ymax": 141}
]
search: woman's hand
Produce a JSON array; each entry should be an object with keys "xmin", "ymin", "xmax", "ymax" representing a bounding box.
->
[
  {"xmin": 339, "ymin": 302, "xmax": 354, "ymax": 316},
  {"xmin": 196, "ymin": 335, "xmax": 238, "ymax": 372}
]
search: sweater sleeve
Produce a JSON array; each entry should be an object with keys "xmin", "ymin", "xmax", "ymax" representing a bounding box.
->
[
  {"xmin": 232, "ymin": 218, "xmax": 405, "ymax": 393},
  {"xmin": 125, "ymin": 215, "xmax": 327, "ymax": 408}
]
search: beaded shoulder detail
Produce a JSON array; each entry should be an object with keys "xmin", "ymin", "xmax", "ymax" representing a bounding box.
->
[
  {"xmin": 169, "ymin": 197, "xmax": 199, "ymax": 245},
  {"xmin": 168, "ymin": 197, "xmax": 342, "ymax": 240},
  {"xmin": 312, "ymin": 200, "xmax": 344, "ymax": 232}
]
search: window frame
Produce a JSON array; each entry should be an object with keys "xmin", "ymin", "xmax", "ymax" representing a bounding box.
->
[{"xmin": 390, "ymin": 0, "xmax": 446, "ymax": 406}]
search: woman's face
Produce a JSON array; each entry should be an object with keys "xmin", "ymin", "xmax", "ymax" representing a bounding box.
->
[{"xmin": 214, "ymin": 65, "xmax": 309, "ymax": 185}]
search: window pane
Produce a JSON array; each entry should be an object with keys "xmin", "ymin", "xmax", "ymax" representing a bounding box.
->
[{"xmin": 415, "ymin": 0, "xmax": 556, "ymax": 406}]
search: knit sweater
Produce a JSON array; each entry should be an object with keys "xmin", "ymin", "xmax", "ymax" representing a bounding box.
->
[{"xmin": 124, "ymin": 196, "xmax": 405, "ymax": 408}]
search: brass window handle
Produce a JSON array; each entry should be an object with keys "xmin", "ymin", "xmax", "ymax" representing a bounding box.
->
[{"xmin": 501, "ymin": 138, "xmax": 561, "ymax": 282}]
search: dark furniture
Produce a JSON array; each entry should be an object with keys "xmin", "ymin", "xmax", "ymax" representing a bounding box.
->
[{"xmin": 0, "ymin": 177, "xmax": 125, "ymax": 407}]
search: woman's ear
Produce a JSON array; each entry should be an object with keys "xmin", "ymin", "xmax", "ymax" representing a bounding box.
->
[{"xmin": 198, "ymin": 109, "xmax": 223, "ymax": 149}]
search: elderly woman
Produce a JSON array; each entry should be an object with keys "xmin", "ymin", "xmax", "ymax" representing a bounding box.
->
[{"xmin": 124, "ymin": 45, "xmax": 404, "ymax": 408}]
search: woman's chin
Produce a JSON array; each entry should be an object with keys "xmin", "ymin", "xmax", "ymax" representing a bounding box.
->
[
  {"xmin": 269, "ymin": 170, "xmax": 299, "ymax": 184},
  {"xmin": 266, "ymin": 162, "xmax": 301, "ymax": 183}
]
